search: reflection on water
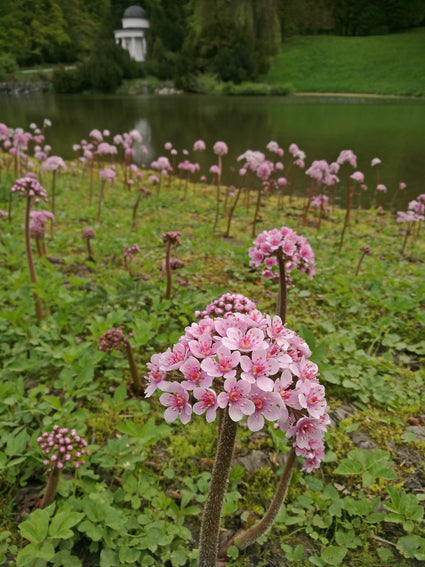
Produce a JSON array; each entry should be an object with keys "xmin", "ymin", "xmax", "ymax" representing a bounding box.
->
[{"xmin": 0, "ymin": 93, "xmax": 424, "ymax": 208}]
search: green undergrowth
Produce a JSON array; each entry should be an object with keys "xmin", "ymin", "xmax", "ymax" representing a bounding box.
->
[{"xmin": 0, "ymin": 166, "xmax": 424, "ymax": 566}]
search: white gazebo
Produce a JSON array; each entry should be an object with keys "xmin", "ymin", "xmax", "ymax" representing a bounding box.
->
[{"xmin": 114, "ymin": 5, "xmax": 150, "ymax": 62}]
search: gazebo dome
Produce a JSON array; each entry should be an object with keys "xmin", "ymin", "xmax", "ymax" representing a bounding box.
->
[
  {"xmin": 123, "ymin": 5, "xmax": 147, "ymax": 19},
  {"xmin": 114, "ymin": 5, "xmax": 149, "ymax": 62}
]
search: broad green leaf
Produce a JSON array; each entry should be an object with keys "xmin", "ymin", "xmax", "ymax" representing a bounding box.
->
[
  {"xmin": 118, "ymin": 546, "xmax": 141, "ymax": 564},
  {"xmin": 397, "ymin": 535, "xmax": 425, "ymax": 560},
  {"xmin": 334, "ymin": 460, "xmax": 362, "ymax": 475},
  {"xmin": 19, "ymin": 508, "xmax": 50, "ymax": 544},
  {"xmin": 6, "ymin": 429, "xmax": 29, "ymax": 456},
  {"xmin": 49, "ymin": 509, "xmax": 84, "ymax": 539},
  {"xmin": 321, "ymin": 545, "xmax": 348, "ymax": 566}
]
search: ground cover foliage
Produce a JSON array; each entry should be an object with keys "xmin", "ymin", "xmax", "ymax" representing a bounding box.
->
[{"xmin": 0, "ymin": 133, "xmax": 424, "ymax": 566}]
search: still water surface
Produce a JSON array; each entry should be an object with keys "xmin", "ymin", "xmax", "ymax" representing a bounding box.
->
[{"xmin": 1, "ymin": 93, "xmax": 424, "ymax": 208}]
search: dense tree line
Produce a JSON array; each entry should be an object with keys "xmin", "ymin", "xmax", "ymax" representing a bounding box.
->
[{"xmin": 0, "ymin": 0, "xmax": 424, "ymax": 88}]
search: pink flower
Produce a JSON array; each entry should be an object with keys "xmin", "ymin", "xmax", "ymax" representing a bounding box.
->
[
  {"xmin": 350, "ymin": 171, "xmax": 364, "ymax": 183},
  {"xmin": 193, "ymin": 388, "xmax": 218, "ymax": 422},
  {"xmin": 399, "ymin": 182, "xmax": 406, "ymax": 190},
  {"xmin": 337, "ymin": 149, "xmax": 357, "ymax": 168},
  {"xmin": 99, "ymin": 168, "xmax": 116, "ymax": 182},
  {"xmin": 371, "ymin": 157, "xmax": 381, "ymax": 167},
  {"xmin": 201, "ymin": 345, "xmax": 241, "ymax": 379},
  {"xmin": 164, "ymin": 142, "xmax": 172, "ymax": 150},
  {"xmin": 222, "ymin": 327, "xmax": 268, "ymax": 353},
  {"xmin": 193, "ymin": 139, "xmax": 206, "ymax": 151},
  {"xmin": 240, "ymin": 347, "xmax": 280, "ymax": 391},
  {"xmin": 247, "ymin": 385, "xmax": 281, "ymax": 431},
  {"xmin": 90, "ymin": 129, "xmax": 103, "ymax": 142},
  {"xmin": 217, "ymin": 378, "xmax": 255, "ymax": 421},
  {"xmin": 213, "ymin": 141, "xmax": 228, "ymax": 156},
  {"xmin": 41, "ymin": 156, "xmax": 66, "ymax": 172},
  {"xmin": 376, "ymin": 184, "xmax": 387, "ymax": 192},
  {"xmin": 160, "ymin": 383, "xmax": 192, "ymax": 424},
  {"xmin": 180, "ymin": 356, "xmax": 212, "ymax": 390}
]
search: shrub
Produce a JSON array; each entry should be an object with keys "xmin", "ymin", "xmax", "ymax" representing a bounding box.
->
[{"xmin": 0, "ymin": 54, "xmax": 18, "ymax": 81}]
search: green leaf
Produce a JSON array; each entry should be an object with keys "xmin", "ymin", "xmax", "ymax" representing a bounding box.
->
[
  {"xmin": 114, "ymin": 382, "xmax": 127, "ymax": 404},
  {"xmin": 226, "ymin": 545, "xmax": 239, "ymax": 559},
  {"xmin": 49, "ymin": 509, "xmax": 85, "ymax": 539},
  {"xmin": 19, "ymin": 508, "xmax": 50, "ymax": 544},
  {"xmin": 334, "ymin": 460, "xmax": 362, "ymax": 475},
  {"xmin": 397, "ymin": 535, "xmax": 425, "ymax": 560},
  {"xmin": 6, "ymin": 428, "xmax": 29, "ymax": 456},
  {"xmin": 100, "ymin": 548, "xmax": 120, "ymax": 567},
  {"xmin": 43, "ymin": 395, "xmax": 62, "ymax": 410},
  {"xmin": 321, "ymin": 545, "xmax": 348, "ymax": 566},
  {"xmin": 170, "ymin": 548, "xmax": 189, "ymax": 566},
  {"xmin": 119, "ymin": 546, "xmax": 141, "ymax": 563}
]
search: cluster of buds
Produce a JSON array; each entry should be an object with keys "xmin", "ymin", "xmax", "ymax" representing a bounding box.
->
[
  {"xmin": 360, "ymin": 245, "xmax": 372, "ymax": 256},
  {"xmin": 161, "ymin": 257, "xmax": 184, "ymax": 272},
  {"xmin": 249, "ymin": 226, "xmax": 316, "ymax": 281},
  {"xmin": 195, "ymin": 292, "xmax": 256, "ymax": 319},
  {"xmin": 124, "ymin": 243, "xmax": 141, "ymax": 261},
  {"xmin": 162, "ymin": 231, "xmax": 181, "ymax": 246},
  {"xmin": 11, "ymin": 175, "xmax": 48, "ymax": 201},
  {"xmin": 145, "ymin": 308, "xmax": 329, "ymax": 473},
  {"xmin": 37, "ymin": 426, "xmax": 89, "ymax": 469},
  {"xmin": 99, "ymin": 326, "xmax": 132, "ymax": 354}
]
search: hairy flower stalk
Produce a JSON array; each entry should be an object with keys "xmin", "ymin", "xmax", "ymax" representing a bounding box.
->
[
  {"xmin": 12, "ymin": 176, "xmax": 48, "ymax": 322},
  {"xmin": 212, "ymin": 142, "xmax": 228, "ymax": 233},
  {"xmin": 276, "ymin": 249, "xmax": 288, "ymax": 322},
  {"xmin": 224, "ymin": 183, "xmax": 243, "ymax": 238},
  {"xmin": 355, "ymin": 246, "xmax": 372, "ymax": 276},
  {"xmin": 97, "ymin": 168, "xmax": 116, "ymax": 224},
  {"xmin": 99, "ymin": 327, "xmax": 141, "ymax": 389},
  {"xmin": 163, "ymin": 231, "xmax": 181, "ymax": 299},
  {"xmin": 198, "ymin": 408, "xmax": 237, "ymax": 567},
  {"xmin": 221, "ymin": 446, "xmax": 296, "ymax": 556},
  {"xmin": 82, "ymin": 227, "xmax": 95, "ymax": 262}
]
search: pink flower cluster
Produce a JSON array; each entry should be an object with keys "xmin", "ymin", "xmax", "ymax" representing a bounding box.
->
[
  {"xmin": 99, "ymin": 326, "xmax": 131, "ymax": 353},
  {"xmin": 82, "ymin": 227, "xmax": 95, "ymax": 239},
  {"xmin": 145, "ymin": 309, "xmax": 329, "ymax": 472},
  {"xmin": 11, "ymin": 176, "xmax": 48, "ymax": 201},
  {"xmin": 195, "ymin": 292, "xmax": 256, "ymax": 319},
  {"xmin": 29, "ymin": 210, "xmax": 54, "ymax": 239},
  {"xmin": 248, "ymin": 226, "xmax": 316, "ymax": 281},
  {"xmin": 41, "ymin": 155, "xmax": 66, "ymax": 173},
  {"xmin": 99, "ymin": 168, "xmax": 116, "ymax": 182},
  {"xmin": 397, "ymin": 193, "xmax": 425, "ymax": 223},
  {"xmin": 37, "ymin": 425, "xmax": 89, "ymax": 469}
]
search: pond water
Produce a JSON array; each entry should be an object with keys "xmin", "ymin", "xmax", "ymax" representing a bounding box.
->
[{"xmin": 1, "ymin": 93, "xmax": 424, "ymax": 209}]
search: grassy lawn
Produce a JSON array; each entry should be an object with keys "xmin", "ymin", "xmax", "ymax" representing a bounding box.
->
[{"xmin": 263, "ymin": 27, "xmax": 425, "ymax": 96}]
